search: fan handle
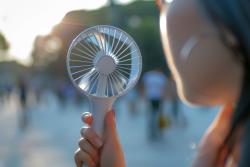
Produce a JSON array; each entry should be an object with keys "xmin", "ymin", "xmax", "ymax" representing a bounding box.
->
[{"xmin": 89, "ymin": 97, "xmax": 116, "ymax": 137}]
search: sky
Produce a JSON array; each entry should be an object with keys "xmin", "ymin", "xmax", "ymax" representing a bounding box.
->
[
  {"xmin": 0, "ymin": 0, "xmax": 172, "ymax": 65},
  {"xmin": 0, "ymin": 0, "xmax": 136, "ymax": 65}
]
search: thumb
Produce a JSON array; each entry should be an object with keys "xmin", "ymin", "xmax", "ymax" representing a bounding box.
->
[
  {"xmin": 101, "ymin": 110, "xmax": 126, "ymax": 167},
  {"xmin": 104, "ymin": 110, "xmax": 117, "ymax": 139}
]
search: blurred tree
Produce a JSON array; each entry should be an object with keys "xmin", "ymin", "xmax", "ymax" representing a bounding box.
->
[
  {"xmin": 0, "ymin": 32, "xmax": 9, "ymax": 51},
  {"xmin": 0, "ymin": 32, "xmax": 10, "ymax": 57},
  {"xmin": 0, "ymin": 61, "xmax": 29, "ymax": 89},
  {"xmin": 31, "ymin": 0, "xmax": 170, "ymax": 81}
]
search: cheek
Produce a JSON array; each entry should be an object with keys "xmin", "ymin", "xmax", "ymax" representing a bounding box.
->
[
  {"xmin": 168, "ymin": 36, "xmax": 239, "ymax": 105},
  {"xmin": 165, "ymin": 51, "xmax": 212, "ymax": 105},
  {"xmin": 165, "ymin": 29, "xmax": 234, "ymax": 105},
  {"xmin": 183, "ymin": 38, "xmax": 226, "ymax": 89},
  {"xmin": 163, "ymin": 0, "xmax": 237, "ymax": 105}
]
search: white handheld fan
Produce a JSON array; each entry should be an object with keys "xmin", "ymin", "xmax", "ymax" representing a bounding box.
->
[{"xmin": 67, "ymin": 25, "xmax": 142, "ymax": 137}]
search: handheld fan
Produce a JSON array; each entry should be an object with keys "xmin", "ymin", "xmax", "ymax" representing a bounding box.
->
[{"xmin": 67, "ymin": 25, "xmax": 142, "ymax": 137}]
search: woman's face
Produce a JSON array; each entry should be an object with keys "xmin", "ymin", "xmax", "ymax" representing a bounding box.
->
[{"xmin": 160, "ymin": 0, "xmax": 243, "ymax": 106}]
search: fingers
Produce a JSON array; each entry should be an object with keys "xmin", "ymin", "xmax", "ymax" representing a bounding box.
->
[
  {"xmin": 78, "ymin": 137, "xmax": 99, "ymax": 162},
  {"xmin": 217, "ymin": 104, "xmax": 233, "ymax": 123},
  {"xmin": 212, "ymin": 104, "xmax": 233, "ymax": 135},
  {"xmin": 82, "ymin": 112, "xmax": 93, "ymax": 125},
  {"xmin": 74, "ymin": 148, "xmax": 96, "ymax": 167},
  {"xmin": 76, "ymin": 109, "xmax": 115, "ymax": 167},
  {"xmin": 80, "ymin": 126, "xmax": 103, "ymax": 149},
  {"xmin": 75, "ymin": 127, "xmax": 102, "ymax": 167}
]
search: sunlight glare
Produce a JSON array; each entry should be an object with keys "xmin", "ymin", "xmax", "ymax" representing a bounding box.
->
[{"xmin": 0, "ymin": 0, "xmax": 107, "ymax": 65}]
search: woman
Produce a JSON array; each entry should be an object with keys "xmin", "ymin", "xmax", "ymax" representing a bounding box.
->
[{"xmin": 75, "ymin": 0, "xmax": 250, "ymax": 166}]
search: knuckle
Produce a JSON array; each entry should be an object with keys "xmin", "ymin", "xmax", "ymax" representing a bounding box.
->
[
  {"xmin": 82, "ymin": 151, "xmax": 95, "ymax": 167},
  {"xmin": 78, "ymin": 140, "xmax": 99, "ymax": 163},
  {"xmin": 75, "ymin": 150, "xmax": 88, "ymax": 162},
  {"xmin": 80, "ymin": 139, "xmax": 96, "ymax": 154},
  {"xmin": 80, "ymin": 126, "xmax": 90, "ymax": 137},
  {"xmin": 74, "ymin": 148, "xmax": 81, "ymax": 155},
  {"xmin": 74, "ymin": 149, "xmax": 81, "ymax": 164},
  {"xmin": 86, "ymin": 143, "xmax": 98, "ymax": 157},
  {"xmin": 78, "ymin": 138, "xmax": 86, "ymax": 147},
  {"xmin": 75, "ymin": 146, "xmax": 97, "ymax": 167},
  {"xmin": 80, "ymin": 128, "xmax": 102, "ymax": 149},
  {"xmin": 81, "ymin": 127, "xmax": 95, "ymax": 140}
]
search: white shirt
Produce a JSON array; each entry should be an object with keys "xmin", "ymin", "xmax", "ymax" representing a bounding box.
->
[{"xmin": 142, "ymin": 70, "xmax": 167, "ymax": 100}]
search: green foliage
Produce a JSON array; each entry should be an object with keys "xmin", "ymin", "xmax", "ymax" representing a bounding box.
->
[
  {"xmin": 31, "ymin": 0, "xmax": 170, "ymax": 78},
  {"xmin": 125, "ymin": 17, "xmax": 168, "ymax": 73},
  {"xmin": 0, "ymin": 32, "xmax": 9, "ymax": 51}
]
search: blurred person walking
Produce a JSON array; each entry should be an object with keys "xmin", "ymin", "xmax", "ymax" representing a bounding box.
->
[
  {"xmin": 167, "ymin": 75, "xmax": 179, "ymax": 119},
  {"xmin": 142, "ymin": 68, "xmax": 168, "ymax": 140},
  {"xmin": 167, "ymin": 75, "xmax": 187, "ymax": 127},
  {"xmin": 125, "ymin": 87, "xmax": 140, "ymax": 116},
  {"xmin": 18, "ymin": 77, "xmax": 29, "ymax": 131}
]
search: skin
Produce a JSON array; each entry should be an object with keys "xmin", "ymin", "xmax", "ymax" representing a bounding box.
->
[
  {"xmin": 161, "ymin": 0, "xmax": 243, "ymax": 106},
  {"xmin": 75, "ymin": 0, "xmax": 244, "ymax": 166},
  {"xmin": 74, "ymin": 111, "xmax": 126, "ymax": 167}
]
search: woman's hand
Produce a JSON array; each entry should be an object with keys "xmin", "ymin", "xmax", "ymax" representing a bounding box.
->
[
  {"xmin": 192, "ymin": 104, "xmax": 237, "ymax": 167},
  {"xmin": 74, "ymin": 110, "xmax": 126, "ymax": 167}
]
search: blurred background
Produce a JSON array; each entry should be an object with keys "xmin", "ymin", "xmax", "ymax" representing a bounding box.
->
[{"xmin": 0, "ymin": 0, "xmax": 219, "ymax": 166}]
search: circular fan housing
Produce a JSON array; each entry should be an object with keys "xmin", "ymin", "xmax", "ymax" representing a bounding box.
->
[{"xmin": 67, "ymin": 25, "xmax": 142, "ymax": 98}]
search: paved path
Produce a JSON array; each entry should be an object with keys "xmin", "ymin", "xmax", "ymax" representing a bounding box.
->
[{"xmin": 0, "ymin": 92, "xmax": 218, "ymax": 167}]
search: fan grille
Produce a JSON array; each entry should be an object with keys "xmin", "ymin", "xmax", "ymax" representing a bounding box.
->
[{"xmin": 67, "ymin": 25, "xmax": 142, "ymax": 97}]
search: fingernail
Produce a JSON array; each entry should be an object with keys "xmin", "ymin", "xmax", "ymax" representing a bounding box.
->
[
  {"xmin": 95, "ymin": 137, "xmax": 103, "ymax": 147},
  {"xmin": 81, "ymin": 112, "xmax": 91, "ymax": 122}
]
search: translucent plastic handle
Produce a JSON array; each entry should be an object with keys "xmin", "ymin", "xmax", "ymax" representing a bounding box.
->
[{"xmin": 89, "ymin": 97, "xmax": 115, "ymax": 137}]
